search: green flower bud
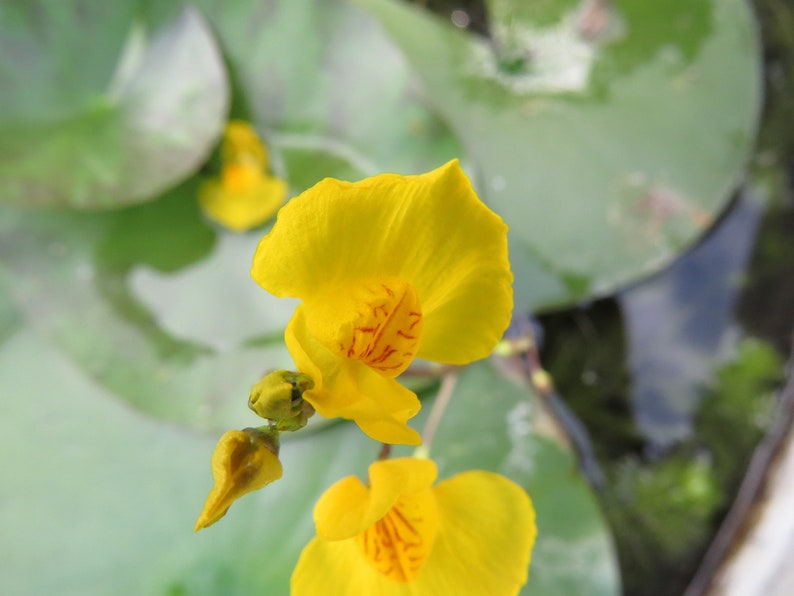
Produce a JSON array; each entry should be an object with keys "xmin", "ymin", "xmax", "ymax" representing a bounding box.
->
[
  {"xmin": 275, "ymin": 400, "xmax": 316, "ymax": 432},
  {"xmin": 249, "ymin": 370, "xmax": 315, "ymax": 422}
]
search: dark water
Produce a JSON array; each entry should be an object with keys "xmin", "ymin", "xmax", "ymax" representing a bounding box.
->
[{"xmin": 539, "ymin": 188, "xmax": 791, "ymax": 595}]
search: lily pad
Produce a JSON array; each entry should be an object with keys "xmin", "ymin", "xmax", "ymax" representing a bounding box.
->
[
  {"xmin": 0, "ymin": 186, "xmax": 296, "ymax": 433},
  {"xmin": 192, "ymin": 0, "xmax": 463, "ymax": 178},
  {"xmin": 354, "ymin": 0, "xmax": 762, "ymax": 311},
  {"xmin": 0, "ymin": 5, "xmax": 228, "ymax": 209},
  {"xmin": 0, "ymin": 276, "xmax": 21, "ymax": 346}
]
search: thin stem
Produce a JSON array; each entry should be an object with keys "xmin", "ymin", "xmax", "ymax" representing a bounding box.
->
[
  {"xmin": 377, "ymin": 442, "xmax": 392, "ymax": 460},
  {"xmin": 421, "ymin": 371, "xmax": 459, "ymax": 452},
  {"xmin": 402, "ymin": 363, "xmax": 456, "ymax": 378}
]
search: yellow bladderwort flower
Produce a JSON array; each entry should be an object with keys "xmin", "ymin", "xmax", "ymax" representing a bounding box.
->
[
  {"xmin": 251, "ymin": 160, "xmax": 513, "ymax": 444},
  {"xmin": 194, "ymin": 427, "xmax": 282, "ymax": 531},
  {"xmin": 199, "ymin": 121, "xmax": 287, "ymax": 232},
  {"xmin": 291, "ymin": 457, "xmax": 536, "ymax": 595},
  {"xmin": 220, "ymin": 120, "xmax": 268, "ymax": 168}
]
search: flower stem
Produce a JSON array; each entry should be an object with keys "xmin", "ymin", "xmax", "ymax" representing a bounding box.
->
[
  {"xmin": 377, "ymin": 443, "xmax": 392, "ymax": 460},
  {"xmin": 421, "ymin": 371, "xmax": 458, "ymax": 454}
]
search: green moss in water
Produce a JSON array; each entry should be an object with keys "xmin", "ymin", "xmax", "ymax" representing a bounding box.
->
[{"xmin": 605, "ymin": 339, "xmax": 782, "ymax": 596}]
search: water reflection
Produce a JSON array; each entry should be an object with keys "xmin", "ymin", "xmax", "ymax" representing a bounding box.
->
[
  {"xmin": 621, "ymin": 191, "xmax": 764, "ymax": 450},
  {"xmin": 537, "ymin": 187, "xmax": 791, "ymax": 594}
]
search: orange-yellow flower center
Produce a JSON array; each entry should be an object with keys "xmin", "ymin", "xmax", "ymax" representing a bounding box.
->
[
  {"xmin": 222, "ymin": 162, "xmax": 262, "ymax": 194},
  {"xmin": 355, "ymin": 492, "xmax": 438, "ymax": 583},
  {"xmin": 308, "ymin": 277, "xmax": 423, "ymax": 378}
]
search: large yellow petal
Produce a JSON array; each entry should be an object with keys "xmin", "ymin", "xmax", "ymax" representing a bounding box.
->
[
  {"xmin": 285, "ymin": 306, "xmax": 421, "ymax": 445},
  {"xmin": 368, "ymin": 458, "xmax": 437, "ymax": 505},
  {"xmin": 415, "ymin": 471, "xmax": 537, "ymax": 595},
  {"xmin": 251, "ymin": 160, "xmax": 512, "ymax": 364},
  {"xmin": 313, "ymin": 475, "xmax": 373, "ymax": 541},
  {"xmin": 294, "ymin": 535, "xmax": 454, "ymax": 596},
  {"xmin": 292, "ymin": 537, "xmax": 391, "ymax": 596}
]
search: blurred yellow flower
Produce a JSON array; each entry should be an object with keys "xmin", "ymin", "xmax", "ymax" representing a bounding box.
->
[
  {"xmin": 199, "ymin": 121, "xmax": 287, "ymax": 232},
  {"xmin": 194, "ymin": 428, "xmax": 282, "ymax": 531},
  {"xmin": 292, "ymin": 457, "xmax": 536, "ymax": 595},
  {"xmin": 252, "ymin": 160, "xmax": 513, "ymax": 444},
  {"xmin": 221, "ymin": 120, "xmax": 268, "ymax": 169}
]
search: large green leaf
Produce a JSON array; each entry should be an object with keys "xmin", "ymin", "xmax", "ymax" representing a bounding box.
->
[
  {"xmin": 354, "ymin": 0, "xmax": 762, "ymax": 311},
  {"xmin": 0, "ymin": 327, "xmax": 618, "ymax": 595},
  {"xmin": 0, "ymin": 275, "xmax": 21, "ymax": 347},
  {"xmin": 192, "ymin": 0, "xmax": 463, "ymax": 181},
  {"xmin": 0, "ymin": 188, "xmax": 296, "ymax": 433},
  {"xmin": 0, "ymin": 4, "xmax": 228, "ymax": 209}
]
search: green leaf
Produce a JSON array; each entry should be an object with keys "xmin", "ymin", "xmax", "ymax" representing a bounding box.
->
[
  {"xmin": 0, "ymin": 187, "xmax": 295, "ymax": 433},
  {"xmin": 0, "ymin": 275, "xmax": 21, "ymax": 347},
  {"xmin": 0, "ymin": 5, "xmax": 229, "ymax": 209},
  {"xmin": 193, "ymin": 0, "xmax": 463, "ymax": 179},
  {"xmin": 277, "ymin": 140, "xmax": 370, "ymax": 191},
  {"xmin": 354, "ymin": 0, "xmax": 762, "ymax": 311}
]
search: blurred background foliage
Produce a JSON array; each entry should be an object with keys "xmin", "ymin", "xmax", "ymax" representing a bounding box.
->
[{"xmin": 0, "ymin": 0, "xmax": 791, "ymax": 594}]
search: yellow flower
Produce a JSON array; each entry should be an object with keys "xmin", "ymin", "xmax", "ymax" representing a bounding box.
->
[
  {"xmin": 221, "ymin": 120, "xmax": 269, "ymax": 170},
  {"xmin": 199, "ymin": 121, "xmax": 288, "ymax": 232},
  {"xmin": 291, "ymin": 457, "xmax": 536, "ymax": 595},
  {"xmin": 252, "ymin": 160, "xmax": 513, "ymax": 444},
  {"xmin": 194, "ymin": 428, "xmax": 282, "ymax": 531}
]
